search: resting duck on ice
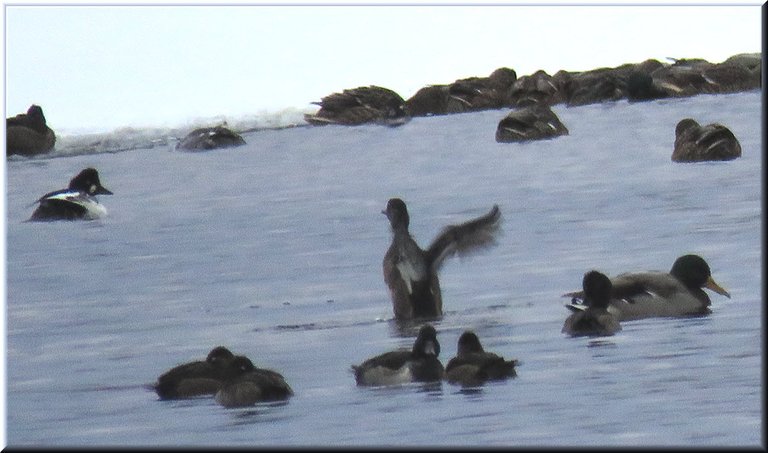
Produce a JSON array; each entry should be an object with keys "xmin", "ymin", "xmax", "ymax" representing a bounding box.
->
[
  {"xmin": 176, "ymin": 124, "xmax": 246, "ymax": 151},
  {"xmin": 305, "ymin": 86, "xmax": 411, "ymax": 127},
  {"xmin": 6, "ymin": 104, "xmax": 56, "ymax": 157}
]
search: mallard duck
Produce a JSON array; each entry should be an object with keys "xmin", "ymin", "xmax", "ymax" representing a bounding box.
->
[
  {"xmin": 352, "ymin": 324, "xmax": 444, "ymax": 386},
  {"xmin": 7, "ymin": 104, "xmax": 56, "ymax": 156},
  {"xmin": 672, "ymin": 118, "xmax": 741, "ymax": 162},
  {"xmin": 382, "ymin": 198, "xmax": 502, "ymax": 320},
  {"xmin": 176, "ymin": 124, "xmax": 246, "ymax": 151},
  {"xmin": 445, "ymin": 331, "xmax": 518, "ymax": 386},
  {"xmin": 562, "ymin": 271, "xmax": 622, "ymax": 337},
  {"xmin": 564, "ymin": 255, "xmax": 730, "ymax": 321},
  {"xmin": 304, "ymin": 85, "xmax": 410, "ymax": 127},
  {"xmin": 495, "ymin": 103, "xmax": 569, "ymax": 143}
]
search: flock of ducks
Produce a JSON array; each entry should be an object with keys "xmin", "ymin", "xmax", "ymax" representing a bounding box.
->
[
  {"xmin": 15, "ymin": 54, "xmax": 748, "ymax": 410},
  {"xmin": 7, "ymin": 53, "xmax": 757, "ymax": 158},
  {"xmin": 6, "ymin": 102, "xmax": 743, "ymax": 163},
  {"xmin": 153, "ymin": 346, "xmax": 293, "ymax": 408},
  {"xmin": 22, "ymin": 170, "xmax": 732, "ymax": 407}
]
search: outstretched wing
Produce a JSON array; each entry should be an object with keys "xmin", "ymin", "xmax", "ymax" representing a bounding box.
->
[{"xmin": 425, "ymin": 205, "xmax": 502, "ymax": 272}]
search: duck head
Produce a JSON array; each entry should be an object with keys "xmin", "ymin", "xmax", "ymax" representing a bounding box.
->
[
  {"xmin": 583, "ymin": 270, "xmax": 613, "ymax": 309},
  {"xmin": 69, "ymin": 168, "xmax": 113, "ymax": 196},
  {"xmin": 456, "ymin": 331, "xmax": 485, "ymax": 355},
  {"xmin": 383, "ymin": 198, "xmax": 409, "ymax": 230},
  {"xmin": 670, "ymin": 254, "xmax": 730, "ymax": 298},
  {"xmin": 412, "ymin": 324, "xmax": 440, "ymax": 358}
]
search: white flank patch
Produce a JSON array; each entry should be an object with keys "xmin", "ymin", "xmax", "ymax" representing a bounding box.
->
[
  {"xmin": 47, "ymin": 190, "xmax": 84, "ymax": 202},
  {"xmin": 363, "ymin": 365, "xmax": 413, "ymax": 386},
  {"xmin": 396, "ymin": 261, "xmax": 423, "ymax": 295},
  {"xmin": 46, "ymin": 192, "xmax": 108, "ymax": 219},
  {"xmin": 83, "ymin": 200, "xmax": 108, "ymax": 220}
]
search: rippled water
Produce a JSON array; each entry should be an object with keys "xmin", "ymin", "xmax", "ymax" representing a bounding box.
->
[{"xmin": 4, "ymin": 91, "xmax": 762, "ymax": 447}]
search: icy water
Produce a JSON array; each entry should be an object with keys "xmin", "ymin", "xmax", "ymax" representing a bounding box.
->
[{"xmin": 4, "ymin": 91, "xmax": 763, "ymax": 447}]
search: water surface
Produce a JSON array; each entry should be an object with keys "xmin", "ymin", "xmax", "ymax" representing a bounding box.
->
[{"xmin": 5, "ymin": 91, "xmax": 762, "ymax": 446}]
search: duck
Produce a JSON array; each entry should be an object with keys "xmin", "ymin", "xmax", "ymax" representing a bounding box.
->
[
  {"xmin": 672, "ymin": 118, "xmax": 742, "ymax": 162},
  {"xmin": 352, "ymin": 324, "xmax": 444, "ymax": 387},
  {"xmin": 214, "ymin": 355, "xmax": 294, "ymax": 408},
  {"xmin": 564, "ymin": 254, "xmax": 731, "ymax": 321},
  {"xmin": 28, "ymin": 168, "xmax": 113, "ymax": 221},
  {"xmin": 626, "ymin": 70, "xmax": 670, "ymax": 102},
  {"xmin": 6, "ymin": 104, "xmax": 56, "ymax": 157},
  {"xmin": 153, "ymin": 346, "xmax": 237, "ymax": 400},
  {"xmin": 507, "ymin": 70, "xmax": 562, "ymax": 107},
  {"xmin": 176, "ymin": 124, "xmax": 246, "ymax": 151},
  {"xmin": 495, "ymin": 103, "xmax": 569, "ymax": 143},
  {"xmin": 564, "ymin": 67, "xmax": 627, "ymax": 107},
  {"xmin": 445, "ymin": 331, "xmax": 518, "ymax": 386},
  {"xmin": 382, "ymin": 198, "xmax": 502, "ymax": 320},
  {"xmin": 304, "ymin": 85, "xmax": 410, "ymax": 127},
  {"xmin": 562, "ymin": 271, "xmax": 622, "ymax": 337}
]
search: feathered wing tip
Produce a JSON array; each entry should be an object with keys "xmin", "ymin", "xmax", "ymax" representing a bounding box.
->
[
  {"xmin": 562, "ymin": 289, "xmax": 587, "ymax": 312},
  {"xmin": 565, "ymin": 304, "xmax": 586, "ymax": 313},
  {"xmin": 425, "ymin": 204, "xmax": 502, "ymax": 272}
]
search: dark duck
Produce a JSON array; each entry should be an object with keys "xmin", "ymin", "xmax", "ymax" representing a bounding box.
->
[
  {"xmin": 562, "ymin": 270, "xmax": 622, "ymax": 337},
  {"xmin": 153, "ymin": 346, "xmax": 237, "ymax": 400},
  {"xmin": 382, "ymin": 198, "xmax": 502, "ymax": 321},
  {"xmin": 6, "ymin": 104, "xmax": 56, "ymax": 157},
  {"xmin": 445, "ymin": 331, "xmax": 518, "ymax": 386},
  {"xmin": 352, "ymin": 324, "xmax": 444, "ymax": 387},
  {"xmin": 305, "ymin": 85, "xmax": 410, "ymax": 127}
]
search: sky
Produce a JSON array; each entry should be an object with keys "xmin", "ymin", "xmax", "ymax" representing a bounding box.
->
[{"xmin": 2, "ymin": 1, "xmax": 763, "ymax": 134}]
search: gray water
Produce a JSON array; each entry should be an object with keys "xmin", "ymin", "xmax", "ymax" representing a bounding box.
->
[{"xmin": 4, "ymin": 91, "xmax": 763, "ymax": 447}]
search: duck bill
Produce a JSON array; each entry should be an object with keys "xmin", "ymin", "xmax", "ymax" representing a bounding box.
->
[
  {"xmin": 96, "ymin": 185, "xmax": 113, "ymax": 195},
  {"xmin": 704, "ymin": 276, "xmax": 731, "ymax": 299},
  {"xmin": 422, "ymin": 340, "xmax": 438, "ymax": 356}
]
